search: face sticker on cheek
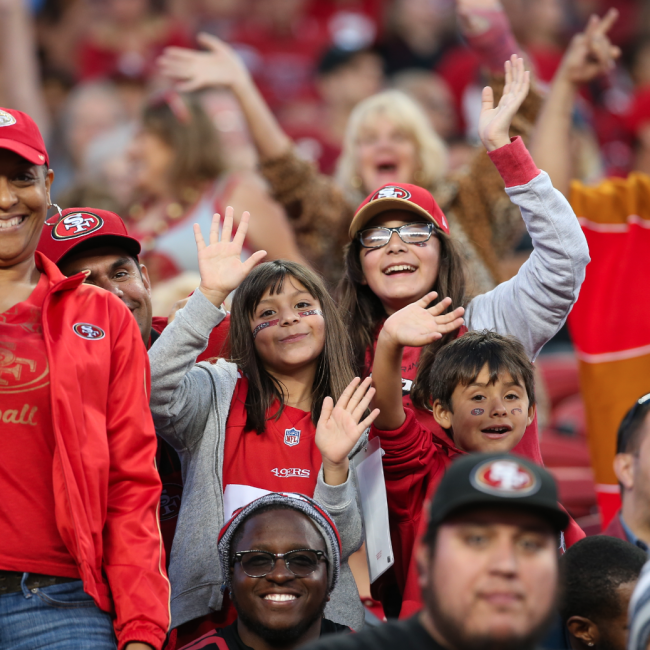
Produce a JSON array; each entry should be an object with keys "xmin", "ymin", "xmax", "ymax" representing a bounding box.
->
[
  {"xmin": 471, "ymin": 408, "xmax": 484, "ymax": 416},
  {"xmin": 252, "ymin": 319, "xmax": 280, "ymax": 339},
  {"xmin": 297, "ymin": 309, "xmax": 324, "ymax": 318},
  {"xmin": 511, "ymin": 408, "xmax": 523, "ymax": 415}
]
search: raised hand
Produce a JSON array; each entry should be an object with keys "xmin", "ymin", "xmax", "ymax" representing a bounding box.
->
[
  {"xmin": 316, "ymin": 377, "xmax": 380, "ymax": 486},
  {"xmin": 381, "ymin": 291, "xmax": 465, "ymax": 348},
  {"xmin": 456, "ymin": 0, "xmax": 505, "ymax": 36},
  {"xmin": 195, "ymin": 207, "xmax": 267, "ymax": 307},
  {"xmin": 558, "ymin": 9, "xmax": 620, "ymax": 86},
  {"xmin": 478, "ymin": 54, "xmax": 530, "ymax": 151},
  {"xmin": 158, "ymin": 33, "xmax": 250, "ymax": 94}
]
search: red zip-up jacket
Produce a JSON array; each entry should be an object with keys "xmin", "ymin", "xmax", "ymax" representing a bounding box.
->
[
  {"xmin": 36, "ymin": 252, "xmax": 170, "ymax": 650},
  {"xmin": 371, "ymin": 409, "xmax": 585, "ymax": 619}
]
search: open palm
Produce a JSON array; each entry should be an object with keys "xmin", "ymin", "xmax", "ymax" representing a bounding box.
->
[
  {"xmin": 478, "ymin": 55, "xmax": 530, "ymax": 151},
  {"xmin": 195, "ymin": 207, "xmax": 267, "ymax": 306},
  {"xmin": 158, "ymin": 33, "xmax": 248, "ymax": 93},
  {"xmin": 316, "ymin": 377, "xmax": 380, "ymax": 466},
  {"xmin": 383, "ymin": 291, "xmax": 465, "ymax": 348}
]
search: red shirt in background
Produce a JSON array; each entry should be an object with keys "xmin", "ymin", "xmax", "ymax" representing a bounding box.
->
[
  {"xmin": 0, "ymin": 274, "xmax": 79, "ymax": 578},
  {"xmin": 77, "ymin": 21, "xmax": 191, "ymax": 81}
]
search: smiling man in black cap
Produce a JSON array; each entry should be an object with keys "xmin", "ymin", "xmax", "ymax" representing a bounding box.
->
[{"xmin": 305, "ymin": 453, "xmax": 568, "ymax": 650}]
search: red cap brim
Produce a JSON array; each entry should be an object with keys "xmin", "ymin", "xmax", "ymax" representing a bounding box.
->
[{"xmin": 0, "ymin": 139, "xmax": 49, "ymax": 167}]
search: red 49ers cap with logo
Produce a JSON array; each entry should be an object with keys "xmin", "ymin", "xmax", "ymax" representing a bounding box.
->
[
  {"xmin": 37, "ymin": 207, "xmax": 141, "ymax": 265},
  {"xmin": 349, "ymin": 183, "xmax": 450, "ymax": 239},
  {"xmin": 427, "ymin": 453, "xmax": 569, "ymax": 533},
  {"xmin": 0, "ymin": 107, "xmax": 49, "ymax": 167}
]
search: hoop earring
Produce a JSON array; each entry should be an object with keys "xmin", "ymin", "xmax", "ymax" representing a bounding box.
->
[
  {"xmin": 413, "ymin": 170, "xmax": 425, "ymax": 185},
  {"xmin": 351, "ymin": 175, "xmax": 363, "ymax": 189},
  {"xmin": 46, "ymin": 202, "xmax": 64, "ymax": 223}
]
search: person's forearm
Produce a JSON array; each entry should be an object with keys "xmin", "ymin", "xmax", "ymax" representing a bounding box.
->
[
  {"xmin": 0, "ymin": 3, "xmax": 50, "ymax": 138},
  {"xmin": 371, "ymin": 332, "xmax": 407, "ymax": 431},
  {"xmin": 231, "ymin": 76, "xmax": 292, "ymax": 162},
  {"xmin": 529, "ymin": 72, "xmax": 577, "ymax": 197}
]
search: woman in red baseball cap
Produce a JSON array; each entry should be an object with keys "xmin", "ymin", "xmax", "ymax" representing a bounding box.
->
[
  {"xmin": 0, "ymin": 107, "xmax": 170, "ymax": 650},
  {"xmin": 333, "ymin": 57, "xmax": 590, "ymax": 612}
]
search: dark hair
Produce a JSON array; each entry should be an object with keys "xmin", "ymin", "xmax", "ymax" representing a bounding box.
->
[
  {"xmin": 337, "ymin": 229, "xmax": 467, "ymax": 378},
  {"xmin": 617, "ymin": 394, "xmax": 650, "ymax": 455},
  {"xmin": 141, "ymin": 94, "xmax": 224, "ymax": 198},
  {"xmin": 559, "ymin": 536, "xmax": 645, "ymax": 625},
  {"xmin": 422, "ymin": 330, "xmax": 535, "ymax": 413},
  {"xmin": 229, "ymin": 260, "xmax": 355, "ymax": 434}
]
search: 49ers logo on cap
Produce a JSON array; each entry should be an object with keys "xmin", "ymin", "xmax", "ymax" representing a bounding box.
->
[
  {"xmin": 471, "ymin": 459, "xmax": 539, "ymax": 497},
  {"xmin": 72, "ymin": 323, "xmax": 105, "ymax": 341},
  {"xmin": 371, "ymin": 186, "xmax": 411, "ymax": 201},
  {"xmin": 0, "ymin": 110, "xmax": 16, "ymax": 127},
  {"xmin": 52, "ymin": 211, "xmax": 104, "ymax": 241}
]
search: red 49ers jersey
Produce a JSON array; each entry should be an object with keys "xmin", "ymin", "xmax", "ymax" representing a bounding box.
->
[{"xmin": 221, "ymin": 377, "xmax": 322, "ymax": 519}]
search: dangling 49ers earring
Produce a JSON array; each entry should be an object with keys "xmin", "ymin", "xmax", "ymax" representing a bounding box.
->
[{"xmin": 46, "ymin": 202, "xmax": 64, "ymax": 223}]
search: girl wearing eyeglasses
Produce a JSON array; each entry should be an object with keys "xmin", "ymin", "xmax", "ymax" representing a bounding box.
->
[
  {"xmin": 148, "ymin": 209, "xmax": 381, "ymax": 641},
  {"xmin": 335, "ymin": 57, "xmax": 589, "ymax": 612}
]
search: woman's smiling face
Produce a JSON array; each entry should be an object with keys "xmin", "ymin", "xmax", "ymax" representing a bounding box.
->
[
  {"xmin": 250, "ymin": 276, "xmax": 326, "ymax": 375},
  {"xmin": 359, "ymin": 209, "xmax": 441, "ymax": 314},
  {"xmin": 356, "ymin": 114, "xmax": 419, "ymax": 193},
  {"xmin": 0, "ymin": 150, "xmax": 52, "ymax": 268}
]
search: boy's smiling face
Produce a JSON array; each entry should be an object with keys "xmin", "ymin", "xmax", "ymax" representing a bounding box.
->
[{"xmin": 433, "ymin": 363, "xmax": 535, "ymax": 453}]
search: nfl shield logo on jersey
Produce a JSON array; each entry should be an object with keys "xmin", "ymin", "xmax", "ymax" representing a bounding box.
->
[{"xmin": 284, "ymin": 428, "xmax": 301, "ymax": 447}]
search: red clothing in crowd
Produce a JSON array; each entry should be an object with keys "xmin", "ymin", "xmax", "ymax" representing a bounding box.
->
[
  {"xmin": 17, "ymin": 253, "xmax": 170, "ymax": 650},
  {"xmin": 77, "ymin": 21, "xmax": 191, "ymax": 81},
  {"xmin": 602, "ymin": 510, "xmax": 628, "ymax": 542},
  {"xmin": 223, "ymin": 377, "xmax": 321, "ymax": 498},
  {"xmin": 0, "ymin": 273, "xmax": 78, "ymax": 579}
]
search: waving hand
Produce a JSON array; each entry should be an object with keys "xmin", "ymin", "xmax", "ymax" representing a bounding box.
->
[
  {"xmin": 478, "ymin": 54, "xmax": 530, "ymax": 151},
  {"xmin": 196, "ymin": 206, "xmax": 267, "ymax": 307},
  {"xmin": 316, "ymin": 377, "xmax": 380, "ymax": 486}
]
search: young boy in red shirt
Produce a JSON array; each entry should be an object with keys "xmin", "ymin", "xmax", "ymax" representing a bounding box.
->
[{"xmin": 368, "ymin": 329, "xmax": 585, "ymax": 617}]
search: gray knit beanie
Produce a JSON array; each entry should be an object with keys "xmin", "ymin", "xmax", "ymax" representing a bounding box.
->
[{"xmin": 217, "ymin": 492, "xmax": 342, "ymax": 593}]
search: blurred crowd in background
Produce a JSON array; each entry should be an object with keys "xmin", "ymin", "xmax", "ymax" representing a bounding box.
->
[{"xmin": 3, "ymin": 0, "xmax": 650, "ymax": 526}]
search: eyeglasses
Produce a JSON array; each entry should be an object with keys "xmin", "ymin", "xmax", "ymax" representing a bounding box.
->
[
  {"xmin": 232, "ymin": 549, "xmax": 327, "ymax": 579},
  {"xmin": 357, "ymin": 222, "xmax": 436, "ymax": 249}
]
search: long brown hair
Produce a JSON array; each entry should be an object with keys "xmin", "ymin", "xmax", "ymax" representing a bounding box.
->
[
  {"xmin": 229, "ymin": 260, "xmax": 355, "ymax": 433},
  {"xmin": 336, "ymin": 230, "xmax": 467, "ymax": 410},
  {"xmin": 141, "ymin": 93, "xmax": 225, "ymax": 198}
]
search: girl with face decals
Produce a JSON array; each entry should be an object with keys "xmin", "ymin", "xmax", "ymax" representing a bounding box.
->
[{"xmin": 148, "ymin": 207, "xmax": 379, "ymax": 638}]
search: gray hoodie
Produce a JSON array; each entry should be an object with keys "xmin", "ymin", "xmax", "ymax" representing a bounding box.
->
[{"xmin": 149, "ymin": 292, "xmax": 366, "ymax": 631}]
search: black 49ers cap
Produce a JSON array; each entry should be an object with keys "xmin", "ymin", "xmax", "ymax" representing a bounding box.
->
[
  {"xmin": 428, "ymin": 453, "xmax": 569, "ymax": 532},
  {"xmin": 37, "ymin": 207, "xmax": 141, "ymax": 265}
]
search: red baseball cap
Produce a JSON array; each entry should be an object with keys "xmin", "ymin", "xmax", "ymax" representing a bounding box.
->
[
  {"xmin": 349, "ymin": 183, "xmax": 449, "ymax": 239},
  {"xmin": 0, "ymin": 108, "xmax": 49, "ymax": 167},
  {"xmin": 37, "ymin": 207, "xmax": 141, "ymax": 265}
]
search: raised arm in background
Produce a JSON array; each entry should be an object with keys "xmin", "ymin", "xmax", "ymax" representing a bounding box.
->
[
  {"xmin": 529, "ymin": 9, "xmax": 620, "ymax": 197},
  {"xmin": 0, "ymin": 0, "xmax": 50, "ymax": 137},
  {"xmin": 159, "ymin": 33, "xmax": 291, "ymax": 164}
]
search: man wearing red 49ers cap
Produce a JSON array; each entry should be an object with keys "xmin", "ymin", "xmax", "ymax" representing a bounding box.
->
[
  {"xmin": 0, "ymin": 106, "xmax": 170, "ymax": 650},
  {"xmin": 37, "ymin": 206, "xmax": 231, "ymax": 569}
]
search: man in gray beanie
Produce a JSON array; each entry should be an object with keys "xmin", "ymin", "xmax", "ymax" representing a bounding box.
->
[{"xmin": 178, "ymin": 492, "xmax": 350, "ymax": 650}]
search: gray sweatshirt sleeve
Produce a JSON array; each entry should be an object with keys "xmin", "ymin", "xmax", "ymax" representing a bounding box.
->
[
  {"xmin": 148, "ymin": 289, "xmax": 228, "ymax": 452},
  {"xmin": 464, "ymin": 169, "xmax": 590, "ymax": 360},
  {"xmin": 314, "ymin": 467, "xmax": 363, "ymax": 560}
]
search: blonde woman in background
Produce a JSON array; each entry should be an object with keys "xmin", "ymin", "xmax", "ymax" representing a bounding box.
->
[{"xmin": 160, "ymin": 31, "xmax": 540, "ymax": 290}]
